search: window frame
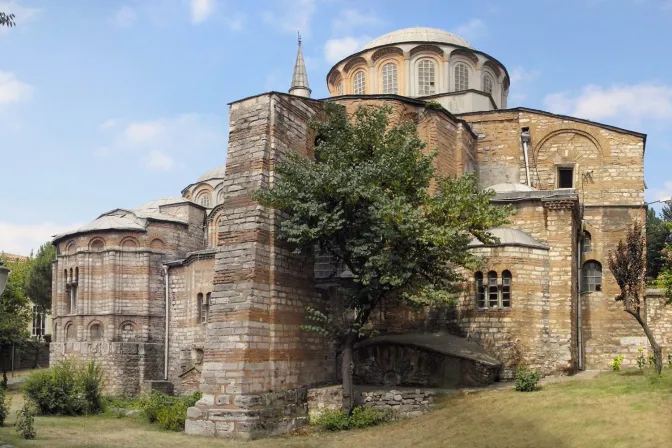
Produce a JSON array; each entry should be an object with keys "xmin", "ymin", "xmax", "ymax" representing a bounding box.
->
[
  {"xmin": 454, "ymin": 63, "xmax": 469, "ymax": 91},
  {"xmin": 381, "ymin": 62, "xmax": 398, "ymax": 95},
  {"xmin": 417, "ymin": 58, "xmax": 437, "ymax": 96},
  {"xmin": 476, "ymin": 270, "xmax": 513, "ymax": 310},
  {"xmin": 557, "ymin": 166, "xmax": 574, "ymax": 189},
  {"xmin": 475, "ymin": 272, "xmax": 485, "ymax": 308},
  {"xmin": 483, "ymin": 73, "xmax": 494, "ymax": 94},
  {"xmin": 582, "ymin": 231, "xmax": 592, "ymax": 254},
  {"xmin": 582, "ymin": 260, "xmax": 602, "ymax": 293},
  {"xmin": 353, "ymin": 70, "xmax": 366, "ymax": 95}
]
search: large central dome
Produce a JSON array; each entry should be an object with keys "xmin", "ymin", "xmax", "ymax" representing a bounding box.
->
[{"xmin": 362, "ymin": 27, "xmax": 473, "ymax": 50}]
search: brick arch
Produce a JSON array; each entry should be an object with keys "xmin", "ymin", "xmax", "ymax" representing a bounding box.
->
[
  {"xmin": 534, "ymin": 125, "xmax": 608, "ymax": 159},
  {"xmin": 89, "ymin": 237, "xmax": 105, "ymax": 252},
  {"xmin": 150, "ymin": 238, "xmax": 165, "ymax": 250},
  {"xmin": 410, "ymin": 44, "xmax": 444, "ymax": 57},
  {"xmin": 343, "ymin": 56, "xmax": 367, "ymax": 74},
  {"xmin": 371, "ymin": 46, "xmax": 403, "ymax": 62},
  {"xmin": 64, "ymin": 321, "xmax": 77, "ymax": 342},
  {"xmin": 328, "ymin": 70, "xmax": 341, "ymax": 86},
  {"xmin": 65, "ymin": 241, "xmax": 76, "ymax": 255},
  {"xmin": 448, "ymin": 48, "xmax": 478, "ymax": 65},
  {"xmin": 482, "ymin": 60, "xmax": 502, "ymax": 78},
  {"xmin": 87, "ymin": 319, "xmax": 105, "ymax": 341},
  {"xmin": 119, "ymin": 320, "xmax": 137, "ymax": 342},
  {"xmin": 120, "ymin": 236, "xmax": 139, "ymax": 249}
]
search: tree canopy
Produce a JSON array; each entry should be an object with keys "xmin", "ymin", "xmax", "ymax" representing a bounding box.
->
[
  {"xmin": 27, "ymin": 243, "xmax": 57, "ymax": 311},
  {"xmin": 256, "ymin": 103, "xmax": 511, "ymax": 408},
  {"xmin": 0, "ymin": 257, "xmax": 32, "ymax": 360},
  {"xmin": 645, "ymin": 208, "xmax": 670, "ymax": 279},
  {"xmin": 0, "ymin": 12, "xmax": 15, "ymax": 27}
]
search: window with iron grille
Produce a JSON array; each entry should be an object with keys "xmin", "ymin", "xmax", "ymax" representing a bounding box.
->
[
  {"xmin": 454, "ymin": 63, "xmax": 469, "ymax": 91},
  {"xmin": 483, "ymin": 74, "xmax": 493, "ymax": 94},
  {"xmin": 582, "ymin": 231, "xmax": 592, "ymax": 254},
  {"xmin": 353, "ymin": 71, "xmax": 366, "ymax": 95},
  {"xmin": 475, "ymin": 272, "xmax": 485, "ymax": 308},
  {"xmin": 382, "ymin": 63, "xmax": 398, "ymax": 94},
  {"xmin": 417, "ymin": 59, "xmax": 436, "ymax": 96},
  {"xmin": 582, "ymin": 261, "xmax": 602, "ymax": 292},
  {"xmin": 477, "ymin": 270, "xmax": 512, "ymax": 309}
]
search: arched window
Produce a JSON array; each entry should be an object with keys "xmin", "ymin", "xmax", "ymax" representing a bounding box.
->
[
  {"xmin": 381, "ymin": 63, "xmax": 398, "ymax": 94},
  {"xmin": 89, "ymin": 323, "xmax": 102, "ymax": 341},
  {"xmin": 337, "ymin": 82, "xmax": 344, "ymax": 95},
  {"xmin": 353, "ymin": 71, "xmax": 366, "ymax": 95},
  {"xmin": 483, "ymin": 74, "xmax": 494, "ymax": 94},
  {"xmin": 197, "ymin": 193, "xmax": 211, "ymax": 208},
  {"xmin": 417, "ymin": 59, "xmax": 436, "ymax": 96},
  {"xmin": 582, "ymin": 231, "xmax": 592, "ymax": 254},
  {"xmin": 217, "ymin": 189, "xmax": 224, "ymax": 204},
  {"xmin": 475, "ymin": 272, "xmax": 485, "ymax": 308},
  {"xmin": 454, "ymin": 63, "xmax": 469, "ymax": 91},
  {"xmin": 487, "ymin": 271, "xmax": 498, "ymax": 308},
  {"xmin": 582, "ymin": 261, "xmax": 602, "ymax": 292},
  {"xmin": 502, "ymin": 270, "xmax": 512, "ymax": 308},
  {"xmin": 65, "ymin": 323, "xmax": 76, "ymax": 342}
]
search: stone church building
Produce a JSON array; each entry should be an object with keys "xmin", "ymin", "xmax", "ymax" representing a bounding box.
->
[{"xmin": 49, "ymin": 27, "xmax": 670, "ymax": 438}]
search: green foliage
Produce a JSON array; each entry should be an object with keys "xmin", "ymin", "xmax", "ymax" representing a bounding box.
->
[
  {"xmin": 0, "ymin": 12, "xmax": 15, "ymax": 27},
  {"xmin": 311, "ymin": 406, "xmax": 389, "ymax": 431},
  {"xmin": 138, "ymin": 391, "xmax": 201, "ymax": 431},
  {"xmin": 514, "ymin": 365, "xmax": 542, "ymax": 392},
  {"xmin": 23, "ymin": 360, "xmax": 104, "ymax": 415},
  {"xmin": 0, "ymin": 387, "xmax": 10, "ymax": 425},
  {"xmin": 610, "ymin": 354, "xmax": 624, "ymax": 372},
  {"xmin": 15, "ymin": 403, "xmax": 36, "ymax": 440},
  {"xmin": 424, "ymin": 101, "xmax": 443, "ymax": 111},
  {"xmin": 256, "ymin": 103, "xmax": 511, "ymax": 350},
  {"xmin": 0, "ymin": 258, "xmax": 33, "ymax": 353},
  {"xmin": 668, "ymin": 353, "xmax": 672, "ymax": 368},
  {"xmin": 636, "ymin": 348, "xmax": 647, "ymax": 370},
  {"xmin": 0, "ymin": 376, "xmax": 7, "ymax": 391},
  {"xmin": 27, "ymin": 243, "xmax": 57, "ymax": 311},
  {"xmin": 646, "ymin": 209, "xmax": 670, "ymax": 279}
]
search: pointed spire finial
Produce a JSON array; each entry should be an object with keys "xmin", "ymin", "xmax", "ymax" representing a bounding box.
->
[{"xmin": 289, "ymin": 32, "xmax": 311, "ymax": 98}]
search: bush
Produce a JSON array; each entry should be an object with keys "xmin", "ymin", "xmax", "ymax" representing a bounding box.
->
[
  {"xmin": 15, "ymin": 404, "xmax": 36, "ymax": 440},
  {"xmin": 23, "ymin": 360, "xmax": 104, "ymax": 416},
  {"xmin": 636, "ymin": 348, "xmax": 647, "ymax": 370},
  {"xmin": 611, "ymin": 355, "xmax": 624, "ymax": 372},
  {"xmin": 514, "ymin": 365, "xmax": 542, "ymax": 392},
  {"xmin": 138, "ymin": 391, "xmax": 201, "ymax": 431},
  {"xmin": 311, "ymin": 406, "xmax": 388, "ymax": 431},
  {"xmin": 0, "ymin": 388, "xmax": 10, "ymax": 425}
]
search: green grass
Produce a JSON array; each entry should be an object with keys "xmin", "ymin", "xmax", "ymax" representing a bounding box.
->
[{"xmin": 0, "ymin": 370, "xmax": 670, "ymax": 448}]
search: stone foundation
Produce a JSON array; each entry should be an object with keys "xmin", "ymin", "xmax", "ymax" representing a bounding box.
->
[{"xmin": 359, "ymin": 388, "xmax": 437, "ymax": 419}]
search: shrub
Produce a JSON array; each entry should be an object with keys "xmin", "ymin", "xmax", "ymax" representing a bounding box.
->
[
  {"xmin": 610, "ymin": 355, "xmax": 624, "ymax": 372},
  {"xmin": 311, "ymin": 406, "xmax": 388, "ymax": 431},
  {"xmin": 0, "ymin": 374, "xmax": 7, "ymax": 391},
  {"xmin": 15, "ymin": 404, "xmax": 36, "ymax": 440},
  {"xmin": 138, "ymin": 391, "xmax": 201, "ymax": 431},
  {"xmin": 668, "ymin": 353, "xmax": 672, "ymax": 368},
  {"xmin": 23, "ymin": 360, "xmax": 104, "ymax": 416},
  {"xmin": 0, "ymin": 388, "xmax": 10, "ymax": 425},
  {"xmin": 636, "ymin": 348, "xmax": 647, "ymax": 370},
  {"xmin": 514, "ymin": 365, "xmax": 542, "ymax": 392}
]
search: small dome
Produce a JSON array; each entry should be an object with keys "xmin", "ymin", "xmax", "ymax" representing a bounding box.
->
[
  {"xmin": 362, "ymin": 27, "xmax": 473, "ymax": 50},
  {"xmin": 197, "ymin": 164, "xmax": 226, "ymax": 183},
  {"xmin": 468, "ymin": 227, "xmax": 548, "ymax": 250},
  {"xmin": 137, "ymin": 197, "xmax": 191, "ymax": 211},
  {"xmin": 488, "ymin": 183, "xmax": 536, "ymax": 193}
]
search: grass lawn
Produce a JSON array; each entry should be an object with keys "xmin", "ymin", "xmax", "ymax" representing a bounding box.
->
[{"xmin": 0, "ymin": 370, "xmax": 670, "ymax": 448}]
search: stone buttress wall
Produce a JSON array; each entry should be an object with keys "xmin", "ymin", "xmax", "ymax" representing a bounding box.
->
[{"xmin": 186, "ymin": 93, "xmax": 332, "ymax": 439}]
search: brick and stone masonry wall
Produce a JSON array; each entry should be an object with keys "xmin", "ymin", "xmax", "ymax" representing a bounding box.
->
[{"xmin": 186, "ymin": 93, "xmax": 333, "ymax": 439}]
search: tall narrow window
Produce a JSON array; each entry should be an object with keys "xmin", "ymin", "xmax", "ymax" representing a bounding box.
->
[
  {"xmin": 455, "ymin": 63, "xmax": 469, "ymax": 91},
  {"xmin": 487, "ymin": 271, "xmax": 498, "ymax": 308},
  {"xmin": 89, "ymin": 323, "xmax": 102, "ymax": 341},
  {"xmin": 558, "ymin": 167, "xmax": 574, "ymax": 188},
  {"xmin": 197, "ymin": 293, "xmax": 204, "ymax": 323},
  {"xmin": 501, "ymin": 271, "xmax": 512, "ymax": 308},
  {"xmin": 475, "ymin": 272, "xmax": 485, "ymax": 308},
  {"xmin": 582, "ymin": 261, "xmax": 602, "ymax": 292},
  {"xmin": 202, "ymin": 293, "xmax": 210, "ymax": 324},
  {"xmin": 382, "ymin": 63, "xmax": 398, "ymax": 94},
  {"xmin": 337, "ymin": 82, "xmax": 344, "ymax": 95},
  {"xmin": 483, "ymin": 74, "xmax": 494, "ymax": 94},
  {"xmin": 65, "ymin": 323, "xmax": 76, "ymax": 342},
  {"xmin": 582, "ymin": 231, "xmax": 592, "ymax": 254},
  {"xmin": 353, "ymin": 71, "xmax": 366, "ymax": 95},
  {"xmin": 417, "ymin": 59, "xmax": 436, "ymax": 96},
  {"xmin": 32, "ymin": 305, "xmax": 46, "ymax": 338}
]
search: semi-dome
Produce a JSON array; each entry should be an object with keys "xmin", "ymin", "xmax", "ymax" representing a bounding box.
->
[
  {"xmin": 468, "ymin": 227, "xmax": 549, "ymax": 250},
  {"xmin": 487, "ymin": 183, "xmax": 536, "ymax": 193},
  {"xmin": 362, "ymin": 27, "xmax": 473, "ymax": 50},
  {"xmin": 197, "ymin": 164, "xmax": 226, "ymax": 183}
]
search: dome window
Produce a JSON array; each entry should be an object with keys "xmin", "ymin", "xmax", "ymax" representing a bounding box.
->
[
  {"xmin": 417, "ymin": 59, "xmax": 436, "ymax": 96},
  {"xmin": 337, "ymin": 82, "xmax": 344, "ymax": 95},
  {"xmin": 455, "ymin": 63, "xmax": 469, "ymax": 91},
  {"xmin": 353, "ymin": 71, "xmax": 366, "ymax": 95},
  {"xmin": 382, "ymin": 63, "xmax": 398, "ymax": 94},
  {"xmin": 197, "ymin": 193, "xmax": 211, "ymax": 208},
  {"xmin": 483, "ymin": 74, "xmax": 494, "ymax": 94}
]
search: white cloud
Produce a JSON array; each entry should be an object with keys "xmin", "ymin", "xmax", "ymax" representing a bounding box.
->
[
  {"xmin": 146, "ymin": 150, "xmax": 175, "ymax": 171},
  {"xmin": 98, "ymin": 119, "xmax": 117, "ymax": 130},
  {"xmin": 0, "ymin": 70, "xmax": 33, "ymax": 105},
  {"xmin": 190, "ymin": 0, "xmax": 216, "ymax": 24},
  {"xmin": 453, "ymin": 18, "xmax": 488, "ymax": 42},
  {"xmin": 332, "ymin": 9, "xmax": 381, "ymax": 33},
  {"xmin": 506, "ymin": 66, "xmax": 541, "ymax": 106},
  {"xmin": 324, "ymin": 36, "xmax": 371, "ymax": 64},
  {"xmin": 262, "ymin": 0, "xmax": 316, "ymax": 36},
  {"xmin": 0, "ymin": 1, "xmax": 42, "ymax": 34},
  {"xmin": 646, "ymin": 181, "xmax": 672, "ymax": 203},
  {"xmin": 509, "ymin": 66, "xmax": 540, "ymax": 85},
  {"xmin": 96, "ymin": 113, "xmax": 228, "ymax": 171},
  {"xmin": 0, "ymin": 221, "xmax": 82, "ymax": 256},
  {"xmin": 544, "ymin": 83, "xmax": 672, "ymax": 123},
  {"xmin": 110, "ymin": 5, "xmax": 137, "ymax": 28},
  {"xmin": 224, "ymin": 12, "xmax": 245, "ymax": 31}
]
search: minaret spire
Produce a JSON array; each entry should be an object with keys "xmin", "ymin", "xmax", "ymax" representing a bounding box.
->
[{"xmin": 289, "ymin": 30, "xmax": 311, "ymax": 98}]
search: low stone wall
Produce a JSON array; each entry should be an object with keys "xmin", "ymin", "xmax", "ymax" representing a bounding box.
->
[{"xmin": 358, "ymin": 388, "xmax": 436, "ymax": 419}]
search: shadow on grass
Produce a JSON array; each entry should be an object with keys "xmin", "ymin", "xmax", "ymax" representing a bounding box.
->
[{"xmin": 619, "ymin": 370, "xmax": 645, "ymax": 376}]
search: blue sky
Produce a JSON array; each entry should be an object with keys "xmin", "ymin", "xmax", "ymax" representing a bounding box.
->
[{"xmin": 1, "ymin": 0, "xmax": 672, "ymax": 255}]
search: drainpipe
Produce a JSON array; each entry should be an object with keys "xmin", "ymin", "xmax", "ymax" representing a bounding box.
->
[
  {"xmin": 163, "ymin": 265, "xmax": 169, "ymax": 380},
  {"xmin": 521, "ymin": 128, "xmax": 531, "ymax": 187},
  {"xmin": 577, "ymin": 223, "xmax": 584, "ymax": 371}
]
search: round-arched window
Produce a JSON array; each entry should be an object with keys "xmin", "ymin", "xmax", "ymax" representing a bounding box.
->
[
  {"xmin": 353, "ymin": 71, "xmax": 366, "ymax": 95},
  {"xmin": 582, "ymin": 261, "xmax": 602, "ymax": 292},
  {"xmin": 483, "ymin": 74, "xmax": 494, "ymax": 94},
  {"xmin": 454, "ymin": 63, "xmax": 469, "ymax": 91},
  {"xmin": 89, "ymin": 323, "xmax": 103, "ymax": 341},
  {"xmin": 197, "ymin": 193, "xmax": 211, "ymax": 208},
  {"xmin": 381, "ymin": 63, "xmax": 398, "ymax": 94},
  {"xmin": 417, "ymin": 59, "xmax": 436, "ymax": 96},
  {"xmin": 337, "ymin": 81, "xmax": 344, "ymax": 95}
]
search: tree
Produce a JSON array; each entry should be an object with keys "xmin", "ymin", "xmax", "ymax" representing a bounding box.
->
[
  {"xmin": 0, "ymin": 258, "xmax": 32, "ymax": 382},
  {"xmin": 0, "ymin": 12, "xmax": 15, "ymax": 27},
  {"xmin": 256, "ymin": 104, "xmax": 511, "ymax": 410},
  {"xmin": 27, "ymin": 242, "xmax": 57, "ymax": 311},
  {"xmin": 662, "ymin": 203, "xmax": 672, "ymax": 223},
  {"xmin": 645, "ymin": 209, "xmax": 669, "ymax": 280},
  {"xmin": 608, "ymin": 221, "xmax": 662, "ymax": 374}
]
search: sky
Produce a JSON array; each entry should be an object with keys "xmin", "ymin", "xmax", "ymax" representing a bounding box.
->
[{"xmin": 1, "ymin": 0, "xmax": 672, "ymax": 255}]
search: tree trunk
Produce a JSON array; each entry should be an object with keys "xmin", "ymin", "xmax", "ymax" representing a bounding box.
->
[
  {"xmin": 634, "ymin": 312, "xmax": 663, "ymax": 375},
  {"xmin": 341, "ymin": 337, "xmax": 355, "ymax": 413}
]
